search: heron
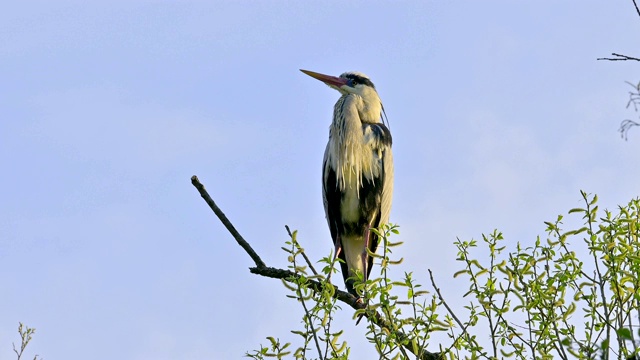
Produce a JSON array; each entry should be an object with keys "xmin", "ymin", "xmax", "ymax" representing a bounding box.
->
[{"xmin": 300, "ymin": 69, "xmax": 393, "ymax": 299}]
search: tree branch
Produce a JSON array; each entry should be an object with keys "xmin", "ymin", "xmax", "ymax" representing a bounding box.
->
[
  {"xmin": 191, "ymin": 175, "xmax": 444, "ymax": 360},
  {"xmin": 250, "ymin": 266, "xmax": 443, "ymax": 360},
  {"xmin": 597, "ymin": 53, "xmax": 640, "ymax": 62},
  {"xmin": 191, "ymin": 175, "xmax": 266, "ymax": 269},
  {"xmin": 597, "ymin": 1, "xmax": 640, "ymax": 61},
  {"xmin": 429, "ymin": 269, "xmax": 464, "ymax": 331}
]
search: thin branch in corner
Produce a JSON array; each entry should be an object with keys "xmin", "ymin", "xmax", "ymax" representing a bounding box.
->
[
  {"xmin": 191, "ymin": 175, "xmax": 266, "ymax": 269},
  {"xmin": 597, "ymin": 0, "xmax": 640, "ymax": 61},
  {"xmin": 597, "ymin": 53, "xmax": 640, "ymax": 62}
]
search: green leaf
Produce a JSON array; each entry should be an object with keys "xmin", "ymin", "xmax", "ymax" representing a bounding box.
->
[
  {"xmin": 617, "ymin": 327, "xmax": 633, "ymax": 340},
  {"xmin": 453, "ymin": 270, "xmax": 469, "ymax": 278},
  {"xmin": 266, "ymin": 336, "xmax": 277, "ymax": 347}
]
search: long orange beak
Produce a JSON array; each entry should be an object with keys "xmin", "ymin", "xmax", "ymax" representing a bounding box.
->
[{"xmin": 300, "ymin": 69, "xmax": 349, "ymax": 88}]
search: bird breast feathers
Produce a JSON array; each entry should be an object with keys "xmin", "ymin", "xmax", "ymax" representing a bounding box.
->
[{"xmin": 327, "ymin": 104, "xmax": 386, "ymax": 192}]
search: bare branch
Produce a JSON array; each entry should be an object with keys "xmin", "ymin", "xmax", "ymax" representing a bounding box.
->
[
  {"xmin": 597, "ymin": 53, "xmax": 640, "ymax": 62},
  {"xmin": 191, "ymin": 175, "xmax": 266, "ymax": 269},
  {"xmin": 429, "ymin": 269, "xmax": 464, "ymax": 330},
  {"xmin": 192, "ymin": 176, "xmax": 444, "ymax": 360},
  {"xmin": 597, "ymin": 1, "xmax": 640, "ymax": 60}
]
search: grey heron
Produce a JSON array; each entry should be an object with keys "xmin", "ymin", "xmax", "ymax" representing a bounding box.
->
[{"xmin": 300, "ymin": 69, "xmax": 394, "ymax": 298}]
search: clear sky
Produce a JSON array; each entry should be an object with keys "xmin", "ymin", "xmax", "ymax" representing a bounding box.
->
[{"xmin": 2, "ymin": 1, "xmax": 639, "ymax": 359}]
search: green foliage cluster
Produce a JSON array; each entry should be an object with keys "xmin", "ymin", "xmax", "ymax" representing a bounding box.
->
[
  {"xmin": 453, "ymin": 192, "xmax": 640, "ymax": 359},
  {"xmin": 247, "ymin": 229, "xmax": 349, "ymax": 360},
  {"xmin": 247, "ymin": 192, "xmax": 640, "ymax": 359}
]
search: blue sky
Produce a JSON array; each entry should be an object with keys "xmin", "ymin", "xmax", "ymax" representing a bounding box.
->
[{"xmin": 2, "ymin": 1, "xmax": 639, "ymax": 359}]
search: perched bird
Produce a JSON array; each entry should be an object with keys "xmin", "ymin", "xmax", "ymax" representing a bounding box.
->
[{"xmin": 300, "ymin": 69, "xmax": 394, "ymax": 298}]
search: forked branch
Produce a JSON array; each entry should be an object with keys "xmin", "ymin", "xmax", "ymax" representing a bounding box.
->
[
  {"xmin": 596, "ymin": 1, "xmax": 640, "ymax": 62},
  {"xmin": 191, "ymin": 175, "xmax": 443, "ymax": 360}
]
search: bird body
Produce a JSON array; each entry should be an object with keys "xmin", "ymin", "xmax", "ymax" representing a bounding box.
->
[{"xmin": 301, "ymin": 69, "xmax": 393, "ymax": 297}]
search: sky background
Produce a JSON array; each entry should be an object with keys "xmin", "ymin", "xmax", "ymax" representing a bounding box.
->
[{"xmin": 2, "ymin": 1, "xmax": 640, "ymax": 359}]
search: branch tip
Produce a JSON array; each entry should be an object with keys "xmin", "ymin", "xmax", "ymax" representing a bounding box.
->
[{"xmin": 191, "ymin": 175, "xmax": 267, "ymax": 269}]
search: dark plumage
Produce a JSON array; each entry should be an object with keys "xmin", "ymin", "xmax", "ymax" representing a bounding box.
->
[{"xmin": 301, "ymin": 69, "xmax": 394, "ymax": 297}]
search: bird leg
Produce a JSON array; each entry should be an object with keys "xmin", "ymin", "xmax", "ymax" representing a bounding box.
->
[
  {"xmin": 327, "ymin": 235, "xmax": 342, "ymax": 284},
  {"xmin": 355, "ymin": 228, "xmax": 369, "ymax": 327},
  {"xmin": 362, "ymin": 226, "xmax": 371, "ymax": 281}
]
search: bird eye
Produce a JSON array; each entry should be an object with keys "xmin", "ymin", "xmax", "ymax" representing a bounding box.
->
[{"xmin": 351, "ymin": 80, "xmax": 358, "ymax": 86}]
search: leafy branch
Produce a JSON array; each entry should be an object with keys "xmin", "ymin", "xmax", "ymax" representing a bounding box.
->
[
  {"xmin": 12, "ymin": 323, "xmax": 39, "ymax": 360},
  {"xmin": 191, "ymin": 175, "xmax": 443, "ymax": 360},
  {"xmin": 193, "ymin": 174, "xmax": 640, "ymax": 359}
]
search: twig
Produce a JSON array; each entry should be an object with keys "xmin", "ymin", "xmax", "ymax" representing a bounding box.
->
[
  {"xmin": 191, "ymin": 175, "xmax": 266, "ymax": 268},
  {"xmin": 285, "ymin": 225, "xmax": 319, "ymax": 276},
  {"xmin": 289, "ymin": 239, "xmax": 324, "ymax": 360},
  {"xmin": 597, "ymin": 53, "xmax": 640, "ymax": 61},
  {"xmin": 429, "ymin": 269, "xmax": 464, "ymax": 330},
  {"xmin": 618, "ymin": 119, "xmax": 640, "ymax": 140},
  {"xmin": 429, "ymin": 270, "xmax": 476, "ymax": 357},
  {"xmin": 191, "ymin": 176, "xmax": 444, "ymax": 360},
  {"xmin": 13, "ymin": 323, "xmax": 38, "ymax": 360},
  {"xmin": 597, "ymin": 2, "xmax": 640, "ymax": 64}
]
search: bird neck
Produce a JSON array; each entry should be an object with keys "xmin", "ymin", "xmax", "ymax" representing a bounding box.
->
[
  {"xmin": 351, "ymin": 89, "xmax": 382, "ymax": 124},
  {"xmin": 327, "ymin": 94, "xmax": 382, "ymax": 193}
]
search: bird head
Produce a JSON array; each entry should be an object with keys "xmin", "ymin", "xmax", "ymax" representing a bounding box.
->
[
  {"xmin": 301, "ymin": 69, "xmax": 386, "ymax": 124},
  {"xmin": 300, "ymin": 69, "xmax": 377, "ymax": 97}
]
